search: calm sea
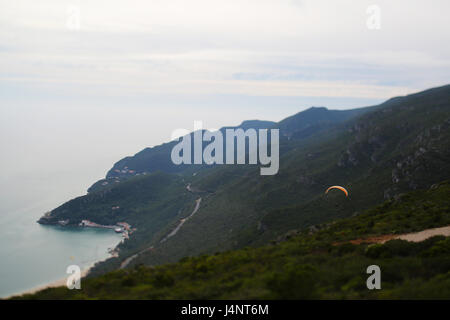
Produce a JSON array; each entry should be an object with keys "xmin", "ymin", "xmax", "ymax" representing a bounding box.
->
[{"xmin": 0, "ymin": 172, "xmax": 122, "ymax": 298}]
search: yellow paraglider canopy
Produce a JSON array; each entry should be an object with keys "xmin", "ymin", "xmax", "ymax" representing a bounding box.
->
[{"xmin": 325, "ymin": 185, "xmax": 348, "ymax": 197}]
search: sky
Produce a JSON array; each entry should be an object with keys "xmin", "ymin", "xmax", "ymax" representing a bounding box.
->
[{"xmin": 1, "ymin": 0, "xmax": 450, "ymax": 200}]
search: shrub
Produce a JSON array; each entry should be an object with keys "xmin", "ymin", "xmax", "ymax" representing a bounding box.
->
[
  {"xmin": 266, "ymin": 264, "xmax": 318, "ymax": 299},
  {"xmin": 383, "ymin": 239, "xmax": 414, "ymax": 257},
  {"xmin": 365, "ymin": 243, "xmax": 391, "ymax": 259},
  {"xmin": 423, "ymin": 237, "xmax": 450, "ymax": 257},
  {"xmin": 153, "ymin": 273, "xmax": 175, "ymax": 288}
]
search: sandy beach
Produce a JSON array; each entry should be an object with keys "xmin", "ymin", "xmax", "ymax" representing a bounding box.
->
[{"xmin": 4, "ymin": 263, "xmax": 94, "ymax": 299}]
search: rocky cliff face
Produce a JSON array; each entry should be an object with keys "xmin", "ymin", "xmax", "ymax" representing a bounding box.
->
[{"xmin": 335, "ymin": 86, "xmax": 450, "ymax": 200}]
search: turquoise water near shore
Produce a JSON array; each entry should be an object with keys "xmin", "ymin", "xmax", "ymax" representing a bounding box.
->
[{"xmin": 0, "ymin": 172, "xmax": 122, "ymax": 298}]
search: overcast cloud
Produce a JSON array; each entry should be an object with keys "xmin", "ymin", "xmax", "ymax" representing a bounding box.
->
[{"xmin": 1, "ymin": 0, "xmax": 449, "ymax": 193}]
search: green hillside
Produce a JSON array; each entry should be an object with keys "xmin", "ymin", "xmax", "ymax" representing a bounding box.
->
[
  {"xmin": 37, "ymin": 85, "xmax": 450, "ymax": 278},
  {"xmin": 87, "ymin": 120, "xmax": 277, "ymax": 193},
  {"xmin": 18, "ymin": 181, "xmax": 450, "ymax": 299},
  {"xmin": 126, "ymin": 85, "xmax": 450, "ymax": 268}
]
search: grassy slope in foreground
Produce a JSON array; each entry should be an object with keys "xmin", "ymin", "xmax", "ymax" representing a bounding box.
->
[{"xmin": 16, "ymin": 181, "xmax": 450, "ymax": 300}]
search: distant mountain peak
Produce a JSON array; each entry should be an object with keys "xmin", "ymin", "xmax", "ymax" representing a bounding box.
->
[
  {"xmin": 237, "ymin": 120, "xmax": 276, "ymax": 130},
  {"xmin": 306, "ymin": 106, "xmax": 328, "ymax": 110}
]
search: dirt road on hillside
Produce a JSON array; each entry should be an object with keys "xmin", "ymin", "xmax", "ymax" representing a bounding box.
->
[{"xmin": 339, "ymin": 225, "xmax": 450, "ymax": 245}]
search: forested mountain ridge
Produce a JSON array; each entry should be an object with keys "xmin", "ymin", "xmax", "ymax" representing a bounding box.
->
[
  {"xmin": 87, "ymin": 107, "xmax": 370, "ymax": 193},
  {"xmin": 37, "ymin": 84, "xmax": 450, "ymax": 277}
]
